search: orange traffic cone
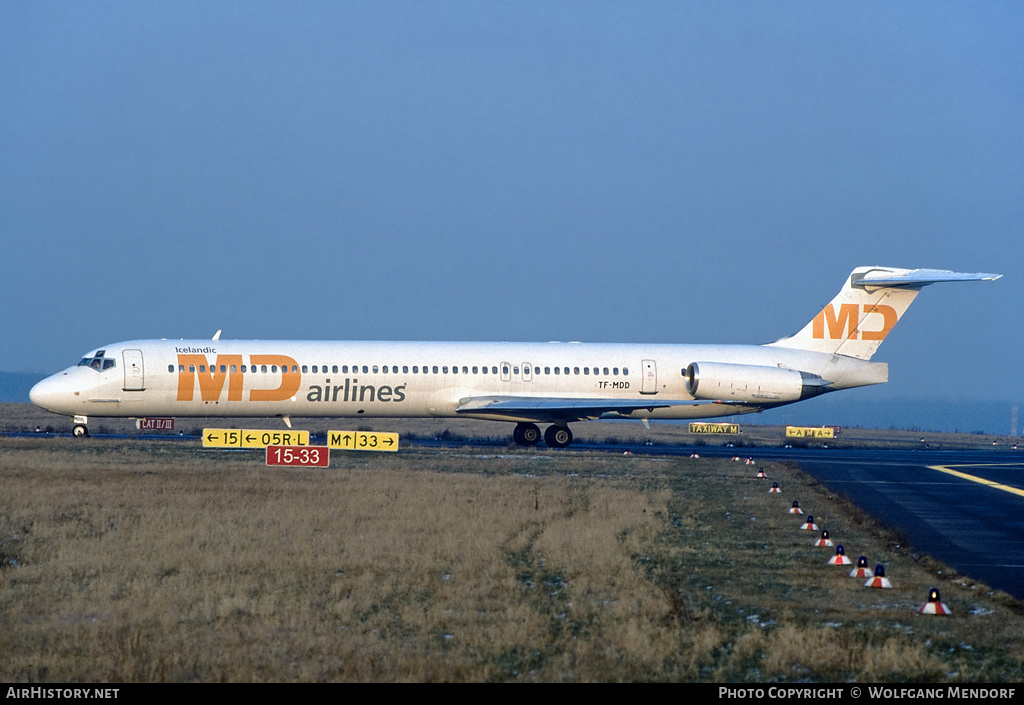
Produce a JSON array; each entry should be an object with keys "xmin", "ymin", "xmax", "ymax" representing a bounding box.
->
[
  {"xmin": 799, "ymin": 515, "xmax": 818, "ymax": 531},
  {"xmin": 769, "ymin": 482, "xmax": 782, "ymax": 493},
  {"xmin": 788, "ymin": 501, "xmax": 804, "ymax": 515}
]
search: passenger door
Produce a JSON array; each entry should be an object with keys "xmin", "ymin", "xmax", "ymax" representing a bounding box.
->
[
  {"xmin": 122, "ymin": 349, "xmax": 145, "ymax": 391},
  {"xmin": 640, "ymin": 359, "xmax": 657, "ymax": 395}
]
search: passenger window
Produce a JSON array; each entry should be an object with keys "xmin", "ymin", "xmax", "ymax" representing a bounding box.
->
[
  {"xmin": 603, "ymin": 367, "xmax": 609, "ymax": 375},
  {"xmin": 613, "ymin": 368, "xmax": 618, "ymax": 375},
  {"xmin": 623, "ymin": 367, "xmax": 628, "ymax": 375},
  {"xmin": 168, "ymin": 365, "xmax": 174, "ymax": 373},
  {"xmin": 403, "ymin": 366, "xmax": 409, "ymax": 373},
  {"xmin": 473, "ymin": 366, "xmax": 479, "ymax": 374}
]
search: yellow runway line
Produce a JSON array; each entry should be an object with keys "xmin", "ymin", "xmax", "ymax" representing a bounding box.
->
[{"xmin": 928, "ymin": 463, "xmax": 1024, "ymax": 499}]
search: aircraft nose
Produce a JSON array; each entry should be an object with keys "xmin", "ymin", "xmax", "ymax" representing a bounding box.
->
[{"xmin": 30, "ymin": 373, "xmax": 71, "ymax": 412}]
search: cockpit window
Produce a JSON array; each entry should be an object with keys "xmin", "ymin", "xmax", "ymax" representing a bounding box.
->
[{"xmin": 77, "ymin": 350, "xmax": 116, "ymax": 372}]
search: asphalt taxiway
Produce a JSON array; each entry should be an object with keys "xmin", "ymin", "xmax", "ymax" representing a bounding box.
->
[{"xmin": 567, "ymin": 443, "xmax": 1024, "ymax": 600}]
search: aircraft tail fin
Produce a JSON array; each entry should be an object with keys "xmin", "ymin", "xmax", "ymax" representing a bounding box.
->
[{"xmin": 767, "ymin": 266, "xmax": 1001, "ymax": 360}]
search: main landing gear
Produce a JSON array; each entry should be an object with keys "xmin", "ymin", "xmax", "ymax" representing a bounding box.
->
[{"xmin": 513, "ymin": 422, "xmax": 573, "ymax": 449}]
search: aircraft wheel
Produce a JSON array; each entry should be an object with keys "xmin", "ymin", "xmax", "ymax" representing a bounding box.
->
[
  {"xmin": 514, "ymin": 423, "xmax": 541, "ymax": 447},
  {"xmin": 544, "ymin": 425, "xmax": 573, "ymax": 449},
  {"xmin": 72, "ymin": 424, "xmax": 90, "ymax": 438}
]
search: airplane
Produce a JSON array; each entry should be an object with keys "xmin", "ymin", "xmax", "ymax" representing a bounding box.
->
[{"xmin": 30, "ymin": 266, "xmax": 1000, "ymax": 447}]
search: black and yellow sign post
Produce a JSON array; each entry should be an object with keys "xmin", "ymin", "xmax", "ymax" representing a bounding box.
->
[
  {"xmin": 203, "ymin": 428, "xmax": 311, "ymax": 448},
  {"xmin": 328, "ymin": 430, "xmax": 399, "ymax": 452},
  {"xmin": 689, "ymin": 423, "xmax": 740, "ymax": 435}
]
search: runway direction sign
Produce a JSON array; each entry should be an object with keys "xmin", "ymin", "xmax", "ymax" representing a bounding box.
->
[
  {"xmin": 328, "ymin": 430, "xmax": 399, "ymax": 452},
  {"xmin": 266, "ymin": 445, "xmax": 330, "ymax": 467},
  {"xmin": 203, "ymin": 428, "xmax": 311, "ymax": 449}
]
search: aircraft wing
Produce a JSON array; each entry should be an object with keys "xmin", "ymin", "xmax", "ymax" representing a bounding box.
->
[{"xmin": 455, "ymin": 396, "xmax": 735, "ymax": 422}]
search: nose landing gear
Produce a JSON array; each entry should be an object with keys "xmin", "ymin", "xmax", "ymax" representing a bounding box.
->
[{"xmin": 71, "ymin": 415, "xmax": 90, "ymax": 438}]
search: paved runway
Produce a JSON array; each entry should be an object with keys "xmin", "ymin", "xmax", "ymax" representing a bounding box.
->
[
  {"xmin": 577, "ymin": 443, "xmax": 1024, "ymax": 600},
  {"xmin": 776, "ymin": 448, "xmax": 1024, "ymax": 600}
]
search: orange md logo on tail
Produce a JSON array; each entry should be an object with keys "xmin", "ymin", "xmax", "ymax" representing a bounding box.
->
[{"xmin": 811, "ymin": 303, "xmax": 898, "ymax": 342}]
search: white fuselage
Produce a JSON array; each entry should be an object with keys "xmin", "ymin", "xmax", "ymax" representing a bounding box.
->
[{"xmin": 30, "ymin": 338, "xmax": 887, "ymax": 424}]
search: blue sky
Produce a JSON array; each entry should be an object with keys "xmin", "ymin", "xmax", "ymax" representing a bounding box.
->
[{"xmin": 2, "ymin": 2, "xmax": 1021, "ymax": 421}]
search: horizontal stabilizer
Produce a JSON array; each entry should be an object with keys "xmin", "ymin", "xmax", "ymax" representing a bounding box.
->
[{"xmin": 852, "ymin": 268, "xmax": 1002, "ymax": 288}]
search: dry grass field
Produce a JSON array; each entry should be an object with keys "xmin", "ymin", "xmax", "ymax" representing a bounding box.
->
[{"xmin": 2, "ymin": 428, "xmax": 1023, "ymax": 682}]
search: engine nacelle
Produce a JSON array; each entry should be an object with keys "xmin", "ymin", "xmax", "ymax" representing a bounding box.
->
[{"xmin": 685, "ymin": 362, "xmax": 825, "ymax": 403}]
